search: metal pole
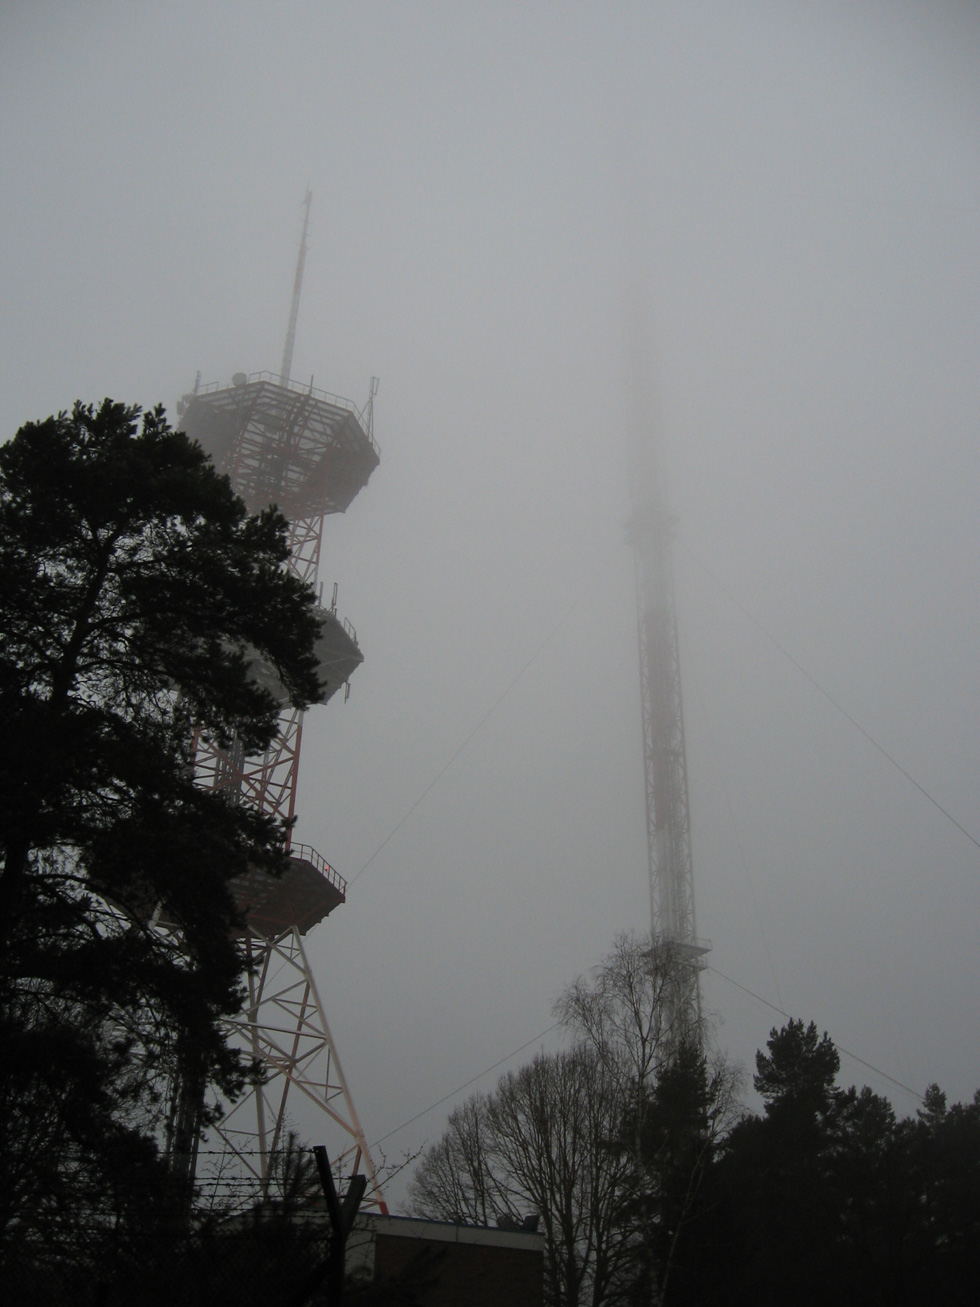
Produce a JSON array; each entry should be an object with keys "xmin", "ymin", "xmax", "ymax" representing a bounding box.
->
[{"xmin": 280, "ymin": 189, "xmax": 312, "ymax": 384}]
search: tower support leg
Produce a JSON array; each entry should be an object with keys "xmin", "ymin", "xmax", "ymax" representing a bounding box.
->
[{"xmin": 211, "ymin": 927, "xmax": 387, "ymax": 1213}]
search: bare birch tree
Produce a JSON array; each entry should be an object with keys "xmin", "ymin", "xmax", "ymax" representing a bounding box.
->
[
  {"xmin": 410, "ymin": 1047, "xmax": 634, "ymax": 1307},
  {"xmin": 557, "ymin": 934, "xmax": 740, "ymax": 1304},
  {"xmin": 411, "ymin": 936, "xmax": 740, "ymax": 1306}
]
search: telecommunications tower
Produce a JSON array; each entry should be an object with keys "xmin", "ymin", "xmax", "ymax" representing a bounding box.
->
[
  {"xmin": 627, "ymin": 355, "xmax": 709, "ymax": 1044},
  {"xmin": 176, "ymin": 191, "xmax": 387, "ymax": 1208}
]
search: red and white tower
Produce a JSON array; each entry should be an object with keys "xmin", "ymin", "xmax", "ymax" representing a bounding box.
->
[
  {"xmin": 627, "ymin": 363, "xmax": 709, "ymax": 1045},
  {"xmin": 177, "ymin": 193, "xmax": 387, "ymax": 1208}
]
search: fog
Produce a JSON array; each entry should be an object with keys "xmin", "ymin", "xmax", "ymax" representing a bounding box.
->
[{"xmin": 2, "ymin": 2, "xmax": 978, "ymax": 1208}]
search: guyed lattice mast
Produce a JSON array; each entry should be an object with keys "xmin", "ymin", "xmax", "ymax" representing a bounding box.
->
[
  {"xmin": 627, "ymin": 351, "xmax": 709, "ymax": 1046},
  {"xmin": 177, "ymin": 191, "xmax": 387, "ymax": 1208}
]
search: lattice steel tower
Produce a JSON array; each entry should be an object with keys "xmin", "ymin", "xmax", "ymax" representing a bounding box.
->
[
  {"xmin": 628, "ymin": 372, "xmax": 709, "ymax": 1045},
  {"xmin": 175, "ymin": 192, "xmax": 387, "ymax": 1209}
]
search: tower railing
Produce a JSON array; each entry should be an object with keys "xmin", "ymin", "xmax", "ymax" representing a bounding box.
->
[
  {"xmin": 289, "ymin": 842, "xmax": 348, "ymax": 897},
  {"xmin": 194, "ymin": 370, "xmax": 382, "ymax": 458}
]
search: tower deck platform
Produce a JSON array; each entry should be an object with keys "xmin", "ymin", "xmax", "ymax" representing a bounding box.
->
[
  {"xmin": 246, "ymin": 604, "xmax": 363, "ymax": 708},
  {"xmin": 230, "ymin": 843, "xmax": 347, "ymax": 939},
  {"xmin": 180, "ymin": 372, "xmax": 379, "ymax": 519}
]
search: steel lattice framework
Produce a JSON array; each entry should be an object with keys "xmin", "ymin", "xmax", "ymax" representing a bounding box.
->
[
  {"xmin": 214, "ymin": 922, "xmax": 385, "ymax": 1211},
  {"xmin": 191, "ymin": 600, "xmax": 365, "ymax": 827},
  {"xmin": 179, "ymin": 362, "xmax": 385, "ymax": 1208},
  {"xmin": 629, "ymin": 471, "xmax": 709, "ymax": 1045}
]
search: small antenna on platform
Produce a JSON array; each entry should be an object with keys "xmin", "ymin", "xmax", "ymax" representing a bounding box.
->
[
  {"xmin": 280, "ymin": 188, "xmax": 312, "ymax": 385},
  {"xmin": 364, "ymin": 375, "xmax": 380, "ymax": 439}
]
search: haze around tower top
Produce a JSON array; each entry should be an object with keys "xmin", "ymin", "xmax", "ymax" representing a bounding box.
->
[{"xmin": 2, "ymin": 1, "xmax": 978, "ymax": 1209}]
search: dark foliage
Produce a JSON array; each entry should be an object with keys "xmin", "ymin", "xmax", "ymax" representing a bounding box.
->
[
  {"xmin": 0, "ymin": 400, "xmax": 323, "ymax": 1278},
  {"xmin": 345, "ymin": 1246, "xmax": 448, "ymax": 1306},
  {"xmin": 707, "ymin": 1022, "xmax": 980, "ymax": 1307}
]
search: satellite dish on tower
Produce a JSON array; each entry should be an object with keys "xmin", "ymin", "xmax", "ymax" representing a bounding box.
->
[{"xmin": 232, "ymin": 372, "xmax": 248, "ymax": 387}]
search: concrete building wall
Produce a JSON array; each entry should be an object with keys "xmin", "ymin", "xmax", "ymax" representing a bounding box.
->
[{"xmin": 349, "ymin": 1213, "xmax": 544, "ymax": 1307}]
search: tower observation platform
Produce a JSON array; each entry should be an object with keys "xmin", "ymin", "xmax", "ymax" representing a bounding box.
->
[
  {"xmin": 180, "ymin": 369, "xmax": 378, "ymax": 934},
  {"xmin": 175, "ymin": 356, "xmax": 385, "ymax": 1207},
  {"xmin": 179, "ymin": 367, "xmax": 379, "ymax": 841},
  {"xmin": 180, "ymin": 371, "xmax": 379, "ymax": 522},
  {"xmin": 229, "ymin": 843, "xmax": 346, "ymax": 939}
]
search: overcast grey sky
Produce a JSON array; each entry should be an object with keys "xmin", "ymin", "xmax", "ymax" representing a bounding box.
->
[{"xmin": 2, "ymin": 1, "xmax": 978, "ymax": 1208}]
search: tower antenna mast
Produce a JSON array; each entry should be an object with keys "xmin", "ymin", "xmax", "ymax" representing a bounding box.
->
[
  {"xmin": 626, "ymin": 315, "xmax": 709, "ymax": 1044},
  {"xmin": 280, "ymin": 187, "xmax": 312, "ymax": 384}
]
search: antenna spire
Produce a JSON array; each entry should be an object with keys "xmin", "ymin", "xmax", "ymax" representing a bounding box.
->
[{"xmin": 280, "ymin": 188, "xmax": 312, "ymax": 384}]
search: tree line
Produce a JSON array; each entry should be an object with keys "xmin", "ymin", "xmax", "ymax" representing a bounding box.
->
[{"xmin": 410, "ymin": 935, "xmax": 980, "ymax": 1307}]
